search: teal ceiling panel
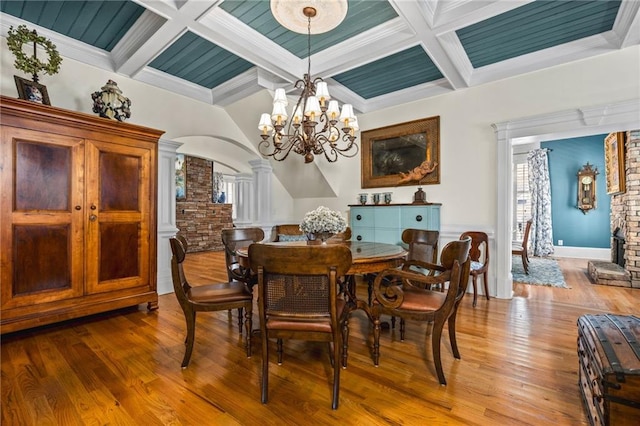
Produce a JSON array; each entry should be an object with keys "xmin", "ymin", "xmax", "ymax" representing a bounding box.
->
[
  {"xmin": 457, "ymin": 0, "xmax": 622, "ymax": 68},
  {"xmin": 333, "ymin": 46, "xmax": 443, "ymax": 99},
  {"xmin": 220, "ymin": 0, "xmax": 398, "ymax": 58},
  {"xmin": 0, "ymin": 0, "xmax": 146, "ymax": 51},
  {"xmin": 148, "ymin": 32, "xmax": 254, "ymax": 89}
]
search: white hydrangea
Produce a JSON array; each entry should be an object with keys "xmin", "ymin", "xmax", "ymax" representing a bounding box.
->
[{"xmin": 299, "ymin": 206, "xmax": 347, "ymax": 234}]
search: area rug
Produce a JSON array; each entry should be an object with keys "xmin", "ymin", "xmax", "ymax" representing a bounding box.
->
[{"xmin": 512, "ymin": 256, "xmax": 570, "ymax": 288}]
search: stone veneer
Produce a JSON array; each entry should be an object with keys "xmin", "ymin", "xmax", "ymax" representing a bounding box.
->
[
  {"xmin": 176, "ymin": 156, "xmax": 232, "ymax": 252},
  {"xmin": 608, "ymin": 130, "xmax": 640, "ymax": 288}
]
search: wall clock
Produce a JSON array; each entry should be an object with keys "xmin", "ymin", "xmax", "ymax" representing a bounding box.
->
[{"xmin": 577, "ymin": 163, "xmax": 599, "ymax": 214}]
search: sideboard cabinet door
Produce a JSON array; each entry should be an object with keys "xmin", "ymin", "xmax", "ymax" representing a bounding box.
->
[{"xmin": 0, "ymin": 96, "xmax": 163, "ymax": 334}]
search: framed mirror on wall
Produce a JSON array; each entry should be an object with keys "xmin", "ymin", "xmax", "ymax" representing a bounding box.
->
[{"xmin": 360, "ymin": 116, "xmax": 440, "ymax": 189}]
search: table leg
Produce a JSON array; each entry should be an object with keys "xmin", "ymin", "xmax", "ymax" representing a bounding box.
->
[{"xmin": 343, "ymin": 275, "xmax": 374, "ymax": 322}]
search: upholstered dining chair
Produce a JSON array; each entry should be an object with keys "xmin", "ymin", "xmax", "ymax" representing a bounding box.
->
[
  {"xmin": 460, "ymin": 231, "xmax": 490, "ymax": 307},
  {"xmin": 366, "ymin": 228, "xmax": 440, "ymax": 305},
  {"xmin": 249, "ymin": 244, "xmax": 352, "ymax": 410},
  {"xmin": 221, "ymin": 227, "xmax": 265, "ymax": 290},
  {"xmin": 382, "ymin": 229, "xmax": 440, "ymax": 329},
  {"xmin": 512, "ymin": 219, "xmax": 532, "ymax": 274},
  {"xmin": 270, "ymin": 224, "xmax": 306, "ymax": 242},
  {"xmin": 404, "ymin": 228, "xmax": 439, "ymax": 264},
  {"xmin": 270, "ymin": 224, "xmax": 351, "ymax": 242},
  {"xmin": 371, "ymin": 237, "xmax": 471, "ymax": 385},
  {"xmin": 329, "ymin": 226, "xmax": 352, "ymax": 242},
  {"xmin": 169, "ymin": 236, "xmax": 253, "ymax": 368}
]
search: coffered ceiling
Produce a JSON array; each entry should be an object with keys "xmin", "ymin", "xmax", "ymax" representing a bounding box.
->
[{"xmin": 2, "ymin": 0, "xmax": 639, "ymax": 115}]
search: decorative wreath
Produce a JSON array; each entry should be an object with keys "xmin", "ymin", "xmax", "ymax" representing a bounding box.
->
[{"xmin": 6, "ymin": 25, "xmax": 62, "ymax": 77}]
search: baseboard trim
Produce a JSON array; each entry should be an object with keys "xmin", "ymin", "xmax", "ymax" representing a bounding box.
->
[{"xmin": 553, "ymin": 246, "xmax": 609, "ymax": 260}]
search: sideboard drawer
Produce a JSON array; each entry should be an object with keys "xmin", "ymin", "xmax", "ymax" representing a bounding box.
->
[
  {"xmin": 350, "ymin": 207, "xmax": 374, "ymax": 227},
  {"xmin": 374, "ymin": 206, "xmax": 400, "ymax": 229},
  {"xmin": 401, "ymin": 205, "xmax": 440, "ymax": 230},
  {"xmin": 352, "ymin": 226, "xmax": 375, "ymax": 242}
]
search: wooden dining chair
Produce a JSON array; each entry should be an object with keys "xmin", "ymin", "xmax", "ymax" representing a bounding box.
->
[
  {"xmin": 371, "ymin": 237, "xmax": 471, "ymax": 385},
  {"xmin": 249, "ymin": 244, "xmax": 352, "ymax": 410},
  {"xmin": 460, "ymin": 231, "xmax": 489, "ymax": 307},
  {"xmin": 404, "ymin": 229, "xmax": 439, "ymax": 264},
  {"xmin": 169, "ymin": 236, "xmax": 253, "ymax": 368},
  {"xmin": 221, "ymin": 227, "xmax": 265, "ymax": 290},
  {"xmin": 270, "ymin": 224, "xmax": 306, "ymax": 241},
  {"xmin": 512, "ymin": 219, "xmax": 532, "ymax": 274},
  {"xmin": 366, "ymin": 229, "xmax": 440, "ymax": 306},
  {"xmin": 328, "ymin": 226, "xmax": 352, "ymax": 242}
]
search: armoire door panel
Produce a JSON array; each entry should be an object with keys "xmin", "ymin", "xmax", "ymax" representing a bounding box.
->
[
  {"xmin": 98, "ymin": 222, "xmax": 140, "ymax": 282},
  {"xmin": 99, "ymin": 152, "xmax": 140, "ymax": 211},
  {"xmin": 15, "ymin": 141, "xmax": 72, "ymax": 211},
  {"xmin": 85, "ymin": 140, "xmax": 152, "ymax": 294},
  {"xmin": 1, "ymin": 128, "xmax": 84, "ymax": 309},
  {"xmin": 13, "ymin": 224, "xmax": 72, "ymax": 294}
]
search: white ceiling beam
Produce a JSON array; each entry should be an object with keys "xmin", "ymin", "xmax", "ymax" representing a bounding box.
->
[{"xmin": 390, "ymin": 0, "xmax": 467, "ymax": 90}]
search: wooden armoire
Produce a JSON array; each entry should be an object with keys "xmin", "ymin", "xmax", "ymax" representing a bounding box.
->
[{"xmin": 0, "ymin": 96, "xmax": 164, "ymax": 334}]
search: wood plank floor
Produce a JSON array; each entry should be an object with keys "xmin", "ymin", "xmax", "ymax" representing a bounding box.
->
[{"xmin": 2, "ymin": 254, "xmax": 638, "ymax": 425}]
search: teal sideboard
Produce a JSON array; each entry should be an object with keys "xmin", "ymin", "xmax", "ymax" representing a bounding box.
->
[{"xmin": 349, "ymin": 203, "xmax": 441, "ymax": 245}]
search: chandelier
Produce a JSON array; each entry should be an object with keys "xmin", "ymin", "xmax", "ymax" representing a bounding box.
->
[{"xmin": 258, "ymin": 2, "xmax": 358, "ymax": 163}]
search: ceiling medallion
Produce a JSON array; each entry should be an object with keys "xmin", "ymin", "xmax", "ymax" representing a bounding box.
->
[
  {"xmin": 270, "ymin": 0, "xmax": 348, "ymax": 34},
  {"xmin": 259, "ymin": 1, "xmax": 358, "ymax": 163}
]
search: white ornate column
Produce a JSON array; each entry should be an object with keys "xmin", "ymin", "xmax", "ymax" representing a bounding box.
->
[
  {"xmin": 234, "ymin": 173, "xmax": 253, "ymax": 227},
  {"xmin": 157, "ymin": 138, "xmax": 182, "ymax": 295},
  {"xmin": 249, "ymin": 158, "xmax": 272, "ymax": 225},
  {"xmin": 492, "ymin": 122, "xmax": 514, "ymax": 300}
]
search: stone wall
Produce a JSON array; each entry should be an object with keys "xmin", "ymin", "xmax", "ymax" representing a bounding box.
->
[
  {"xmin": 176, "ymin": 156, "xmax": 232, "ymax": 252},
  {"xmin": 610, "ymin": 130, "xmax": 640, "ymax": 288}
]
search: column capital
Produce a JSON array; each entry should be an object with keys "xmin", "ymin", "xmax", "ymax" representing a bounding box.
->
[{"xmin": 249, "ymin": 158, "xmax": 273, "ymax": 172}]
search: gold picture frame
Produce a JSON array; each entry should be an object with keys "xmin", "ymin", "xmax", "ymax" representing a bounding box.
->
[
  {"xmin": 361, "ymin": 116, "xmax": 440, "ymax": 189},
  {"xmin": 14, "ymin": 76, "xmax": 51, "ymax": 105},
  {"xmin": 604, "ymin": 132, "xmax": 626, "ymax": 195}
]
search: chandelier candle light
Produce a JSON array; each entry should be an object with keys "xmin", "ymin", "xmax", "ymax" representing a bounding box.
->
[{"xmin": 259, "ymin": 0, "xmax": 358, "ymax": 163}]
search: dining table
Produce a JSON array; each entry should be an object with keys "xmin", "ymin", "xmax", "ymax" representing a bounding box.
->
[{"xmin": 235, "ymin": 240, "xmax": 407, "ymax": 315}]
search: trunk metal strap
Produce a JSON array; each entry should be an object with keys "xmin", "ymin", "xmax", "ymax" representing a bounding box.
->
[
  {"xmin": 606, "ymin": 314, "xmax": 640, "ymax": 362},
  {"xmin": 583, "ymin": 315, "xmax": 625, "ymax": 382}
]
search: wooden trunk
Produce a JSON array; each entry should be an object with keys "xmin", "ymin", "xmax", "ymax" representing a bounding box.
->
[
  {"xmin": 0, "ymin": 96, "xmax": 164, "ymax": 334},
  {"xmin": 577, "ymin": 314, "xmax": 640, "ymax": 426}
]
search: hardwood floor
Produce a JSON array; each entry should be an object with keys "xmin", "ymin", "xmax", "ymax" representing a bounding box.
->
[{"xmin": 2, "ymin": 253, "xmax": 638, "ymax": 425}]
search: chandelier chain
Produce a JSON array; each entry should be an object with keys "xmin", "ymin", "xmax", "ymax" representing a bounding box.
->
[{"xmin": 307, "ymin": 16, "xmax": 312, "ymax": 78}]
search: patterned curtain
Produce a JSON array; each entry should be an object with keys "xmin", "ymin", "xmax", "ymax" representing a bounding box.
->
[
  {"xmin": 526, "ymin": 149, "xmax": 554, "ymax": 257},
  {"xmin": 213, "ymin": 172, "xmax": 224, "ymax": 203}
]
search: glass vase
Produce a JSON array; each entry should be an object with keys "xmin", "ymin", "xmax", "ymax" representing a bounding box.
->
[{"xmin": 306, "ymin": 231, "xmax": 334, "ymax": 245}]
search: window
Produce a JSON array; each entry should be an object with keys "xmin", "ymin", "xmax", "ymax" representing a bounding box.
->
[
  {"xmin": 223, "ymin": 175, "xmax": 236, "ymax": 220},
  {"xmin": 513, "ymin": 154, "xmax": 531, "ymax": 241}
]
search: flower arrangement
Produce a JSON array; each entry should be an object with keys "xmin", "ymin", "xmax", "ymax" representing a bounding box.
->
[{"xmin": 300, "ymin": 206, "xmax": 347, "ymax": 235}]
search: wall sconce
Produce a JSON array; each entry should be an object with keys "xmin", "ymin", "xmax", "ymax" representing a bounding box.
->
[{"xmin": 577, "ymin": 163, "xmax": 599, "ymax": 214}]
